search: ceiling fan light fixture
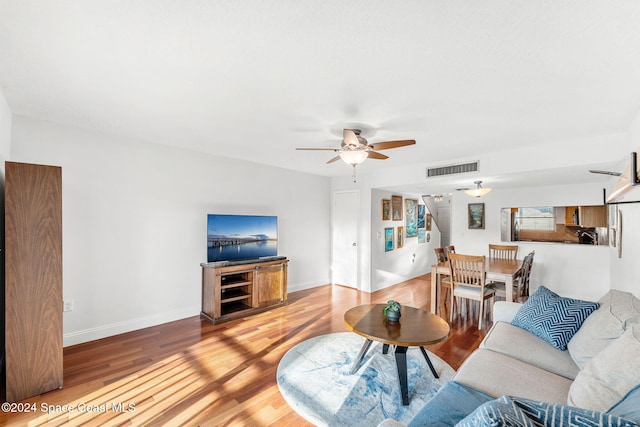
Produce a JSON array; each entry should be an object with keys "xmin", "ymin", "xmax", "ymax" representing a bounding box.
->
[
  {"xmin": 426, "ymin": 193, "xmax": 452, "ymax": 202},
  {"xmin": 339, "ymin": 150, "xmax": 368, "ymax": 165},
  {"xmin": 464, "ymin": 181, "xmax": 492, "ymax": 197}
]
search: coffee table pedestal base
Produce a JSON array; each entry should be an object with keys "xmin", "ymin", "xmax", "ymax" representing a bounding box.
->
[{"xmin": 350, "ymin": 339, "xmax": 440, "ymax": 405}]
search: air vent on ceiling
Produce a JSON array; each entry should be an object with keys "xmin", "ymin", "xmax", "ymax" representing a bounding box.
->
[{"xmin": 426, "ymin": 161, "xmax": 479, "ymax": 178}]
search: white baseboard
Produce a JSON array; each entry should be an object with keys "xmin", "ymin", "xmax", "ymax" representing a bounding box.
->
[
  {"xmin": 63, "ymin": 307, "xmax": 199, "ymax": 347},
  {"xmin": 287, "ymin": 279, "xmax": 329, "ymax": 293},
  {"xmin": 63, "ymin": 280, "xmax": 330, "ymax": 347}
]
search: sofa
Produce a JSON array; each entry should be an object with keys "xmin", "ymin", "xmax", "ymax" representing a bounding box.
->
[{"xmin": 380, "ymin": 287, "xmax": 640, "ymax": 426}]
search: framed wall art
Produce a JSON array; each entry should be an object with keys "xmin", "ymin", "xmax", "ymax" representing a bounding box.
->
[
  {"xmin": 397, "ymin": 226, "xmax": 404, "ymax": 248},
  {"xmin": 468, "ymin": 203, "xmax": 485, "ymax": 229},
  {"xmin": 426, "ymin": 213, "xmax": 432, "ymax": 231},
  {"xmin": 609, "ymin": 204, "xmax": 618, "ymax": 247},
  {"xmin": 418, "ymin": 204, "xmax": 425, "ymax": 228},
  {"xmin": 382, "ymin": 199, "xmax": 391, "ymax": 220},
  {"xmin": 418, "ymin": 229, "xmax": 426, "ymax": 243},
  {"xmin": 405, "ymin": 198, "xmax": 418, "ymax": 237},
  {"xmin": 391, "ymin": 195, "xmax": 403, "ymax": 220},
  {"xmin": 384, "ymin": 227, "xmax": 394, "ymax": 251}
]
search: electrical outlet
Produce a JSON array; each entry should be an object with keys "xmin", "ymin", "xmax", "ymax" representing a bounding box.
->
[{"xmin": 63, "ymin": 300, "xmax": 74, "ymax": 312}]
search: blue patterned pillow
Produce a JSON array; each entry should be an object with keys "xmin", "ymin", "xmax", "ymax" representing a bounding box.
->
[
  {"xmin": 458, "ymin": 396, "xmax": 639, "ymax": 427},
  {"xmin": 511, "ymin": 286, "xmax": 599, "ymax": 350},
  {"xmin": 457, "ymin": 396, "xmax": 535, "ymax": 426},
  {"xmin": 510, "ymin": 396, "xmax": 639, "ymax": 427}
]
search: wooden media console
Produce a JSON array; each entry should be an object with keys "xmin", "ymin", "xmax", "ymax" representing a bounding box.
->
[{"xmin": 200, "ymin": 258, "xmax": 288, "ymax": 323}]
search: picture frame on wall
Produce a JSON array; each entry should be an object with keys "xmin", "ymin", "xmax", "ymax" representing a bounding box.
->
[
  {"xmin": 382, "ymin": 199, "xmax": 391, "ymax": 220},
  {"xmin": 405, "ymin": 198, "xmax": 418, "ymax": 237},
  {"xmin": 418, "ymin": 229, "xmax": 426, "ymax": 243},
  {"xmin": 426, "ymin": 213, "xmax": 432, "ymax": 231},
  {"xmin": 418, "ymin": 204, "xmax": 425, "ymax": 228},
  {"xmin": 391, "ymin": 195, "xmax": 403, "ymax": 220},
  {"xmin": 468, "ymin": 203, "xmax": 485, "ymax": 229},
  {"xmin": 397, "ymin": 226, "xmax": 404, "ymax": 248},
  {"xmin": 384, "ymin": 227, "xmax": 394, "ymax": 251},
  {"xmin": 609, "ymin": 204, "xmax": 618, "ymax": 247}
]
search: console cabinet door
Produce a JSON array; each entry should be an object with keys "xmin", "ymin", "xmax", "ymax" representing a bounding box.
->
[
  {"xmin": 5, "ymin": 161, "xmax": 63, "ymax": 402},
  {"xmin": 255, "ymin": 263, "xmax": 287, "ymax": 308}
]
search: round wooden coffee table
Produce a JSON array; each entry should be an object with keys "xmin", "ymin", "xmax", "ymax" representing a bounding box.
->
[{"xmin": 344, "ymin": 304, "xmax": 450, "ymax": 405}]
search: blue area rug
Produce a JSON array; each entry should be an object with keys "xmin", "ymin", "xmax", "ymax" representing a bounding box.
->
[{"xmin": 277, "ymin": 332, "xmax": 455, "ymax": 426}]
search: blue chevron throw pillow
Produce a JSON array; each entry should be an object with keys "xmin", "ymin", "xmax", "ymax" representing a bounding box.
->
[
  {"xmin": 508, "ymin": 396, "xmax": 640, "ymax": 427},
  {"xmin": 457, "ymin": 396, "xmax": 535, "ymax": 426},
  {"xmin": 460, "ymin": 396, "xmax": 640, "ymax": 427},
  {"xmin": 511, "ymin": 286, "xmax": 599, "ymax": 350}
]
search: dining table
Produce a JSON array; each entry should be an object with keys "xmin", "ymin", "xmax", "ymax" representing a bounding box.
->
[{"xmin": 430, "ymin": 257, "xmax": 524, "ymax": 314}]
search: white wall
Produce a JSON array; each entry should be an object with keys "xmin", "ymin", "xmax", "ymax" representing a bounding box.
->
[
  {"xmin": 451, "ymin": 183, "xmax": 610, "ymax": 301},
  {"xmin": 608, "ymin": 109, "xmax": 640, "ymax": 298},
  {"xmin": 332, "ymin": 135, "xmax": 625, "ymax": 300},
  {"xmin": 10, "ymin": 116, "xmax": 332, "ymax": 346},
  {"xmin": 608, "ymin": 203, "xmax": 639, "ymax": 297},
  {"xmin": 0, "ymin": 88, "xmax": 11, "ymax": 168},
  {"xmin": 370, "ymin": 189, "xmax": 441, "ymax": 291}
]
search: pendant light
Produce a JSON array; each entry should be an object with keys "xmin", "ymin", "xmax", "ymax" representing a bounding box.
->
[{"xmin": 464, "ymin": 180, "xmax": 492, "ymax": 197}]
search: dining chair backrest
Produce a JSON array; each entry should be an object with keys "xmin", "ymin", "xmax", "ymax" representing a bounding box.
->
[
  {"xmin": 449, "ymin": 253, "xmax": 486, "ymax": 288},
  {"xmin": 434, "ymin": 247, "xmax": 447, "ymax": 263},
  {"xmin": 520, "ymin": 251, "xmax": 535, "ymax": 296},
  {"xmin": 488, "ymin": 244, "xmax": 518, "ymax": 260}
]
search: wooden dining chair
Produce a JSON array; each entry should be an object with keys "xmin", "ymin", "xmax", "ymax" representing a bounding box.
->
[
  {"xmin": 518, "ymin": 251, "xmax": 535, "ymax": 297},
  {"xmin": 434, "ymin": 247, "xmax": 447, "ymax": 262},
  {"xmin": 448, "ymin": 253, "xmax": 495, "ymax": 329},
  {"xmin": 434, "ymin": 248, "xmax": 453, "ymax": 308},
  {"xmin": 488, "ymin": 244, "xmax": 518, "ymax": 260},
  {"xmin": 490, "ymin": 251, "xmax": 535, "ymax": 299}
]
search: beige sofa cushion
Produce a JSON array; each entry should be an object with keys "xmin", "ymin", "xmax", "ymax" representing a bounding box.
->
[
  {"xmin": 453, "ymin": 349, "xmax": 572, "ymax": 404},
  {"xmin": 568, "ymin": 325, "xmax": 640, "ymax": 412},
  {"xmin": 567, "ymin": 290, "xmax": 640, "ymax": 369},
  {"xmin": 481, "ymin": 321, "xmax": 580, "ymax": 380}
]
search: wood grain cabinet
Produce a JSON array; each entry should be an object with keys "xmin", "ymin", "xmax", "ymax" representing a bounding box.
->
[
  {"xmin": 564, "ymin": 205, "xmax": 607, "ymax": 228},
  {"xmin": 200, "ymin": 259, "xmax": 288, "ymax": 324},
  {"xmin": 4, "ymin": 161, "xmax": 63, "ymax": 402},
  {"xmin": 578, "ymin": 205, "xmax": 607, "ymax": 228}
]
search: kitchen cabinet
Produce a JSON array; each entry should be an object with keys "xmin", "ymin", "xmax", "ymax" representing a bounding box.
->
[{"xmin": 564, "ymin": 206, "xmax": 607, "ymax": 227}]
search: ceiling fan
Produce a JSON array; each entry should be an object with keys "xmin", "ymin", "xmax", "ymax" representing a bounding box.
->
[
  {"xmin": 296, "ymin": 129, "xmax": 416, "ymax": 181},
  {"xmin": 589, "ymin": 169, "xmax": 622, "ymax": 176}
]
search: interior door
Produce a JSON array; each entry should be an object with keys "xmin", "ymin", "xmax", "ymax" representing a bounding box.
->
[
  {"xmin": 332, "ymin": 191, "xmax": 359, "ymax": 288},
  {"xmin": 437, "ymin": 202, "xmax": 451, "ymax": 247}
]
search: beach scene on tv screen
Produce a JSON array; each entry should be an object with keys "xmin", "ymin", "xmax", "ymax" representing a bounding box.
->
[{"xmin": 207, "ymin": 214, "xmax": 278, "ymax": 262}]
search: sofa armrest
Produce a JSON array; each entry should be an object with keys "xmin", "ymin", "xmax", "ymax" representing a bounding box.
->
[{"xmin": 492, "ymin": 301, "xmax": 522, "ymax": 323}]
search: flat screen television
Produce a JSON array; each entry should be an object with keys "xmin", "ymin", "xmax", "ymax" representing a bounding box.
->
[{"xmin": 207, "ymin": 214, "xmax": 278, "ymax": 263}]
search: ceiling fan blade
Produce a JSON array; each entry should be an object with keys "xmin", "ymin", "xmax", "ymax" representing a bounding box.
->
[
  {"xmin": 589, "ymin": 169, "xmax": 622, "ymax": 176},
  {"xmin": 367, "ymin": 151, "xmax": 389, "ymax": 160},
  {"xmin": 296, "ymin": 147, "xmax": 340, "ymax": 151},
  {"xmin": 326, "ymin": 155, "xmax": 342, "ymax": 164},
  {"xmin": 343, "ymin": 129, "xmax": 360, "ymax": 147},
  {"xmin": 369, "ymin": 140, "xmax": 416, "ymax": 150}
]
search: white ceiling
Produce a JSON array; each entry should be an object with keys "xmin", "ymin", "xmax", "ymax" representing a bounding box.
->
[{"xmin": 1, "ymin": 1, "xmax": 640, "ymax": 192}]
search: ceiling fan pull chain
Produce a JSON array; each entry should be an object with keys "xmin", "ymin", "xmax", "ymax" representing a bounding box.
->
[{"xmin": 352, "ymin": 165, "xmax": 357, "ymax": 182}]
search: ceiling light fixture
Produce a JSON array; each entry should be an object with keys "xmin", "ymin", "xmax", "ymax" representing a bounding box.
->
[
  {"xmin": 464, "ymin": 181, "xmax": 492, "ymax": 197},
  {"xmin": 426, "ymin": 193, "xmax": 452, "ymax": 202},
  {"xmin": 339, "ymin": 149, "xmax": 368, "ymax": 166},
  {"xmin": 339, "ymin": 148, "xmax": 369, "ymax": 182}
]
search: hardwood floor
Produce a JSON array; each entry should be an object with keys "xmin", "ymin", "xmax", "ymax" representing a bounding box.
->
[{"xmin": 1, "ymin": 274, "xmax": 493, "ymax": 426}]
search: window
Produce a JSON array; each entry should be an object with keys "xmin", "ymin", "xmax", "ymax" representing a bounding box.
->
[{"xmin": 515, "ymin": 207, "xmax": 555, "ymax": 231}]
